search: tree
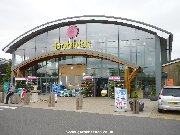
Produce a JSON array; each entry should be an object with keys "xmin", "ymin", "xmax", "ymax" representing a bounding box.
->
[{"xmin": 3, "ymin": 59, "xmax": 12, "ymax": 82}]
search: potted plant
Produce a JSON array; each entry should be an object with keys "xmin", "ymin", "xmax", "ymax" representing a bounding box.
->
[{"xmin": 149, "ymin": 88, "xmax": 158, "ymax": 101}]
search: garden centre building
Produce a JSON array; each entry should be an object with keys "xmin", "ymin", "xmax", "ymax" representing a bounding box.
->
[{"xmin": 2, "ymin": 15, "xmax": 173, "ymax": 97}]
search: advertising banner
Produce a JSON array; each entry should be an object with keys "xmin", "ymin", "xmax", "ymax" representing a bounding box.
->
[
  {"xmin": 114, "ymin": 88, "xmax": 127, "ymax": 112},
  {"xmin": 4, "ymin": 82, "xmax": 10, "ymax": 92}
]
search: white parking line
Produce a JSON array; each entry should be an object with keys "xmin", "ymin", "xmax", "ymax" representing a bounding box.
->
[{"xmin": 0, "ymin": 106, "xmax": 18, "ymax": 110}]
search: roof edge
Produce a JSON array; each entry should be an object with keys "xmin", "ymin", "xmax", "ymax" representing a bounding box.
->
[{"xmin": 2, "ymin": 15, "xmax": 173, "ymax": 53}]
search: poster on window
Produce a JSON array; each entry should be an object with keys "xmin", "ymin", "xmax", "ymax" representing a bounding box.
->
[{"xmin": 114, "ymin": 88, "xmax": 127, "ymax": 112}]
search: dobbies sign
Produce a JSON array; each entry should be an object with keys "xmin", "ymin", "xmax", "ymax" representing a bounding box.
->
[
  {"xmin": 55, "ymin": 40, "xmax": 91, "ymax": 50},
  {"xmin": 55, "ymin": 25, "xmax": 91, "ymax": 50}
]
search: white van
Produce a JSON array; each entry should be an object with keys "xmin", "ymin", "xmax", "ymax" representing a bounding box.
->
[{"xmin": 158, "ymin": 86, "xmax": 180, "ymax": 113}]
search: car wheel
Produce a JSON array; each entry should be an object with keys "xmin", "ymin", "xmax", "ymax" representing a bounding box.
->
[{"xmin": 158, "ymin": 108, "xmax": 163, "ymax": 113}]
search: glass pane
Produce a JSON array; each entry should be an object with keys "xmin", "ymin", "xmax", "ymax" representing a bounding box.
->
[
  {"xmin": 24, "ymin": 38, "xmax": 36, "ymax": 60},
  {"xmin": 36, "ymin": 33, "xmax": 48, "ymax": 55},
  {"xmin": 15, "ymin": 46, "xmax": 25, "ymax": 66},
  {"xmin": 87, "ymin": 23, "xmax": 118, "ymax": 56},
  {"xmin": 48, "ymin": 28, "xmax": 59, "ymax": 52},
  {"xmin": 61, "ymin": 76, "xmax": 66, "ymax": 86},
  {"xmin": 69, "ymin": 75, "xmax": 75, "ymax": 85}
]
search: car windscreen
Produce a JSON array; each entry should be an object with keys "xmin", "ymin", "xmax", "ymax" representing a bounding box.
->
[{"xmin": 162, "ymin": 88, "xmax": 180, "ymax": 97}]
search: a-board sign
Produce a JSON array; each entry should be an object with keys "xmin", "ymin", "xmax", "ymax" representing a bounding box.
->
[{"xmin": 114, "ymin": 88, "xmax": 127, "ymax": 112}]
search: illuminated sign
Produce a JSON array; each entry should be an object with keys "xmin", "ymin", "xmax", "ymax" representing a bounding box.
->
[
  {"xmin": 66, "ymin": 25, "xmax": 79, "ymax": 39},
  {"xmin": 55, "ymin": 40, "xmax": 91, "ymax": 50}
]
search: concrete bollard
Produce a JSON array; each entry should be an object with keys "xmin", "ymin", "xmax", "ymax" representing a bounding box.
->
[
  {"xmin": 10, "ymin": 93, "xmax": 20, "ymax": 104},
  {"xmin": 76, "ymin": 94, "xmax": 83, "ymax": 110},
  {"xmin": 4, "ymin": 92, "xmax": 7, "ymax": 103},
  {"xmin": 24, "ymin": 93, "xmax": 30, "ymax": 105},
  {"xmin": 31, "ymin": 93, "xmax": 38, "ymax": 103},
  {"xmin": 48, "ymin": 94, "xmax": 55, "ymax": 107},
  {"xmin": 79, "ymin": 95, "xmax": 83, "ymax": 110},
  {"xmin": 136, "ymin": 99, "xmax": 139, "ymax": 114},
  {"xmin": 76, "ymin": 95, "xmax": 80, "ymax": 110},
  {"xmin": 0, "ymin": 92, "xmax": 4, "ymax": 103},
  {"xmin": 133, "ymin": 98, "xmax": 139, "ymax": 114}
]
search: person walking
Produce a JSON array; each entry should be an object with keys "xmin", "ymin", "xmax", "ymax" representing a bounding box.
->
[{"xmin": 5, "ymin": 84, "xmax": 14, "ymax": 104}]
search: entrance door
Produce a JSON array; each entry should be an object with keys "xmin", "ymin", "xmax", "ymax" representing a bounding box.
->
[
  {"xmin": 95, "ymin": 78, "xmax": 108, "ymax": 97},
  {"xmin": 38, "ymin": 77, "xmax": 58, "ymax": 94}
]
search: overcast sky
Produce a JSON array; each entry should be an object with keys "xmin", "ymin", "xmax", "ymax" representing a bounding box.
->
[{"xmin": 0, "ymin": 0, "xmax": 180, "ymax": 60}]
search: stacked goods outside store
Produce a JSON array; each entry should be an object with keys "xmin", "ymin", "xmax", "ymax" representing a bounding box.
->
[
  {"xmin": 108, "ymin": 76, "xmax": 123, "ymax": 98},
  {"xmin": 109, "ymin": 81, "xmax": 115, "ymax": 98},
  {"xmin": 81, "ymin": 77, "xmax": 94, "ymax": 98}
]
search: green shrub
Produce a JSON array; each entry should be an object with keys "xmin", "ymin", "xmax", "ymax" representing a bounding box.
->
[{"xmin": 151, "ymin": 88, "xmax": 156, "ymax": 96}]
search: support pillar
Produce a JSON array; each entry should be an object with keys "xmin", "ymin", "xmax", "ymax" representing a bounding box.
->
[{"xmin": 124, "ymin": 66, "xmax": 130, "ymax": 96}]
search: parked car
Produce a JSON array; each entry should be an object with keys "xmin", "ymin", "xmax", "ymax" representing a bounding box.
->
[{"xmin": 158, "ymin": 86, "xmax": 180, "ymax": 113}]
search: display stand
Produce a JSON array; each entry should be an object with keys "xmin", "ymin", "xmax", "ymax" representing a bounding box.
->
[
  {"xmin": 81, "ymin": 76, "xmax": 94, "ymax": 97},
  {"xmin": 108, "ymin": 76, "xmax": 122, "ymax": 98}
]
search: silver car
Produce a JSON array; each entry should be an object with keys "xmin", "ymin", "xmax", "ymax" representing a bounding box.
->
[{"xmin": 158, "ymin": 86, "xmax": 180, "ymax": 113}]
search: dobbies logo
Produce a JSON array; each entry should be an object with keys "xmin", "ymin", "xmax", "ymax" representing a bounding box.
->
[{"xmin": 66, "ymin": 25, "xmax": 79, "ymax": 39}]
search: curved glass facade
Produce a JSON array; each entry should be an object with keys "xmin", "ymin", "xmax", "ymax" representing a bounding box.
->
[
  {"xmin": 14, "ymin": 23, "xmax": 155, "ymax": 72},
  {"xmin": 13, "ymin": 22, "xmax": 159, "ymax": 96}
]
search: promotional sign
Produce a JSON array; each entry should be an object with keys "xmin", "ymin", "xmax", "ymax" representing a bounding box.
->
[
  {"xmin": 15, "ymin": 77, "xmax": 26, "ymax": 81},
  {"xmin": 27, "ymin": 76, "xmax": 37, "ymax": 80},
  {"xmin": 83, "ymin": 76, "xmax": 93, "ymax": 80},
  {"xmin": 4, "ymin": 82, "xmax": 10, "ymax": 92},
  {"xmin": 114, "ymin": 88, "xmax": 127, "ymax": 112},
  {"xmin": 109, "ymin": 76, "xmax": 120, "ymax": 81}
]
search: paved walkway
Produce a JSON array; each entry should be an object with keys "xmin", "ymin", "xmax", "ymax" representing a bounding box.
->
[{"xmin": 1, "ymin": 95, "xmax": 180, "ymax": 120}]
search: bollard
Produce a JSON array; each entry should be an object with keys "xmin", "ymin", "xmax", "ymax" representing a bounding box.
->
[
  {"xmin": 133, "ymin": 98, "xmax": 136, "ymax": 113},
  {"xmin": 4, "ymin": 92, "xmax": 7, "ymax": 103},
  {"xmin": 48, "ymin": 94, "xmax": 51, "ymax": 107},
  {"xmin": 10, "ymin": 93, "xmax": 20, "ymax": 104},
  {"xmin": 2, "ymin": 92, "xmax": 5, "ymax": 103},
  {"xmin": 0, "ymin": 92, "xmax": 3, "ymax": 103},
  {"xmin": 48, "ymin": 94, "xmax": 55, "ymax": 107},
  {"xmin": 76, "ymin": 94, "xmax": 83, "ymax": 110},
  {"xmin": 31, "ymin": 93, "xmax": 38, "ymax": 102},
  {"xmin": 24, "ymin": 93, "xmax": 30, "ymax": 105},
  {"xmin": 133, "ymin": 98, "xmax": 139, "ymax": 114},
  {"xmin": 79, "ymin": 95, "xmax": 83, "ymax": 110},
  {"xmin": 76, "ymin": 95, "xmax": 80, "ymax": 110},
  {"xmin": 135, "ymin": 99, "xmax": 139, "ymax": 114}
]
